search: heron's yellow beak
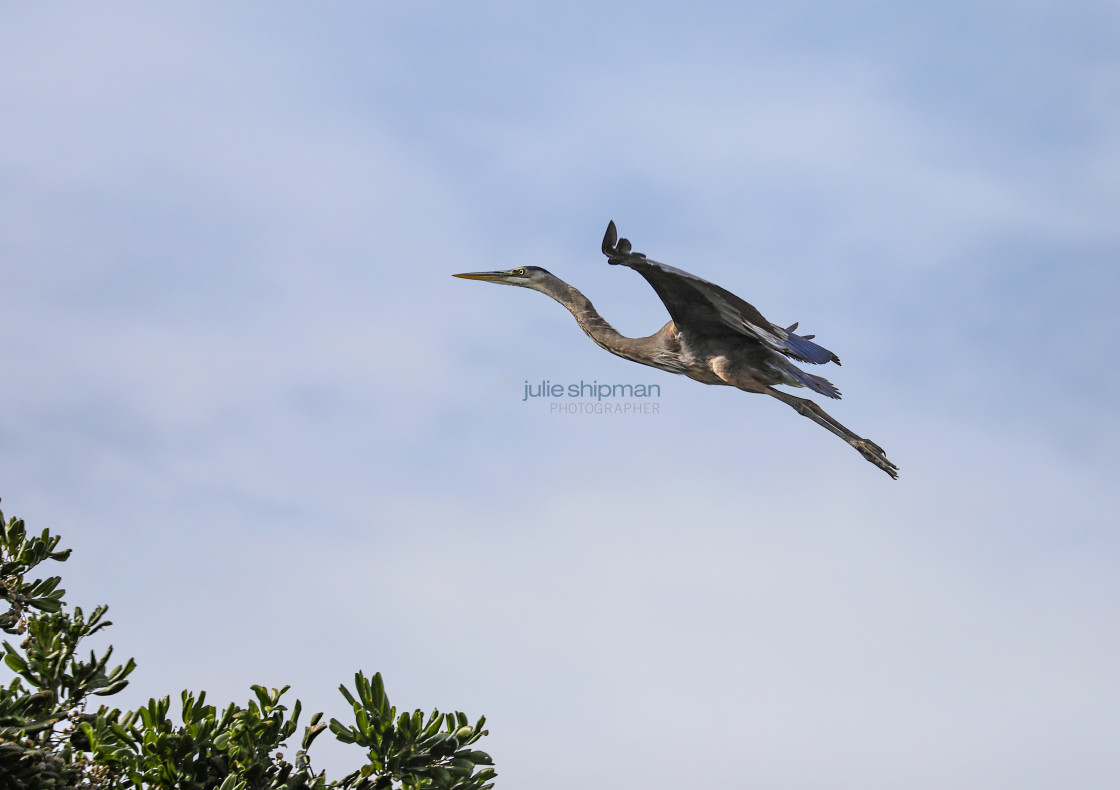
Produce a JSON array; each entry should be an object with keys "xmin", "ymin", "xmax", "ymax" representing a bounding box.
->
[{"xmin": 452, "ymin": 271, "xmax": 514, "ymax": 282}]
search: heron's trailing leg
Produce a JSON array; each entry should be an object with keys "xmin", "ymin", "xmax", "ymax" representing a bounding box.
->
[
  {"xmin": 709, "ymin": 356, "xmax": 897, "ymax": 478},
  {"xmin": 766, "ymin": 389, "xmax": 899, "ymax": 479}
]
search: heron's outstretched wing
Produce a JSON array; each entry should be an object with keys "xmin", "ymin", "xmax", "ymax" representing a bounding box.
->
[{"xmin": 601, "ymin": 221, "xmax": 840, "ymax": 366}]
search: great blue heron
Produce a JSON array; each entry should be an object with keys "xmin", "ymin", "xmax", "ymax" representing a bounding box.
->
[{"xmin": 454, "ymin": 221, "xmax": 898, "ymax": 478}]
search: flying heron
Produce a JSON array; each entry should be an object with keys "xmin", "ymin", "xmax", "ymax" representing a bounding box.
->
[{"xmin": 454, "ymin": 222, "xmax": 898, "ymax": 478}]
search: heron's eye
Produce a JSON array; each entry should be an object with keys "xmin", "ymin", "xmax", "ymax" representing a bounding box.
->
[{"xmin": 515, "ymin": 268, "xmax": 526, "ymax": 276}]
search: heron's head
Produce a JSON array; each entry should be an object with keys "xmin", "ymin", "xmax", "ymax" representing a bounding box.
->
[{"xmin": 452, "ymin": 266, "xmax": 555, "ymax": 292}]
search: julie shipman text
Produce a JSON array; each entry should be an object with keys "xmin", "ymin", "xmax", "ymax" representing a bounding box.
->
[{"xmin": 523, "ymin": 380, "xmax": 662, "ymax": 401}]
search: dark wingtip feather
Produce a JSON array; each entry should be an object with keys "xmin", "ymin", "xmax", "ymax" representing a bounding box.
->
[
  {"xmin": 602, "ymin": 221, "xmax": 647, "ymax": 265},
  {"xmin": 602, "ymin": 221, "xmax": 618, "ymax": 256}
]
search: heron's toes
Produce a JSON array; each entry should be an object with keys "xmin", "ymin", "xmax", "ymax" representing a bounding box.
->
[{"xmin": 854, "ymin": 440, "xmax": 899, "ymax": 480}]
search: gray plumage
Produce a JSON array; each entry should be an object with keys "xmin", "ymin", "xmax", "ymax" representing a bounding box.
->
[{"xmin": 454, "ymin": 221, "xmax": 898, "ymax": 478}]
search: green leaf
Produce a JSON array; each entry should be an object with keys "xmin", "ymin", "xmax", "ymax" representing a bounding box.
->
[
  {"xmin": 93, "ymin": 677, "xmax": 130, "ymax": 696},
  {"xmin": 329, "ymin": 718, "xmax": 356, "ymax": 743},
  {"xmin": 27, "ymin": 597, "xmax": 62, "ymax": 613},
  {"xmin": 3, "ymin": 651, "xmax": 29, "ymax": 673},
  {"xmin": 217, "ymin": 776, "xmax": 247, "ymax": 790},
  {"xmin": 432, "ymin": 766, "xmax": 453, "ymax": 785},
  {"xmin": 371, "ymin": 672, "xmax": 389, "ymax": 715},
  {"xmin": 446, "ymin": 757, "xmax": 474, "ymax": 777},
  {"xmin": 459, "ymin": 750, "xmax": 493, "ymax": 765},
  {"xmin": 303, "ymin": 719, "xmax": 328, "ymax": 749}
]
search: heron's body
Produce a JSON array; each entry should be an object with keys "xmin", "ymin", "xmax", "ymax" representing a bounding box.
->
[{"xmin": 455, "ymin": 222, "xmax": 898, "ymax": 478}]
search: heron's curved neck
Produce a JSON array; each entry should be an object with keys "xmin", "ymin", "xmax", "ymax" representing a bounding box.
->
[{"xmin": 539, "ymin": 277, "xmax": 645, "ymax": 357}]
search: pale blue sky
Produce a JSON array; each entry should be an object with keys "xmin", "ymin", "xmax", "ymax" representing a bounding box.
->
[{"xmin": 2, "ymin": 2, "xmax": 1118, "ymax": 787}]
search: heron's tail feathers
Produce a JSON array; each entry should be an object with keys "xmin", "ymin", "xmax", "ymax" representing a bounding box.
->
[{"xmin": 770, "ymin": 358, "xmax": 842, "ymax": 399}]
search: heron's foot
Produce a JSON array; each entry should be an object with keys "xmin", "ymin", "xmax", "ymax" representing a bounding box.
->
[{"xmin": 853, "ymin": 439, "xmax": 899, "ymax": 479}]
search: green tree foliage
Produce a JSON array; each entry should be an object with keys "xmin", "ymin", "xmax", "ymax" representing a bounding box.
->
[{"xmin": 0, "ymin": 503, "xmax": 496, "ymax": 790}]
